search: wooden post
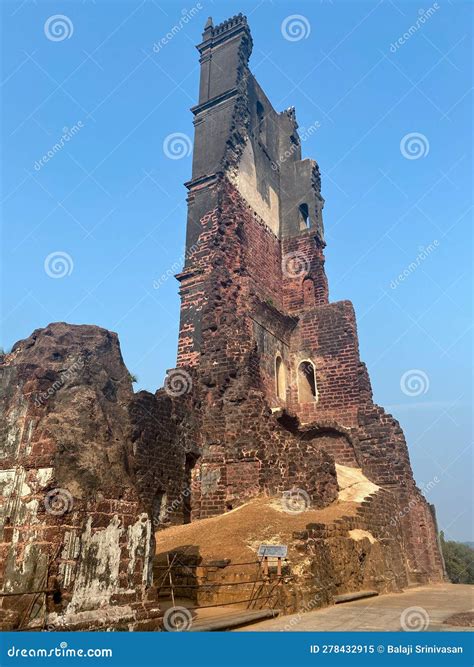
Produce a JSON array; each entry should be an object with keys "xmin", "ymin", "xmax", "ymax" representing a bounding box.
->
[{"xmin": 167, "ymin": 554, "xmax": 175, "ymax": 608}]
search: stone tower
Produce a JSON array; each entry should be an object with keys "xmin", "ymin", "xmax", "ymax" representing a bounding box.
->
[{"xmin": 171, "ymin": 14, "xmax": 445, "ymax": 583}]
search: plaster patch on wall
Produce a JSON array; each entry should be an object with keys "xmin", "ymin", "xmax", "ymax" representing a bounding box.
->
[
  {"xmin": 68, "ymin": 515, "xmax": 124, "ymax": 612},
  {"xmin": 46, "ymin": 604, "xmax": 135, "ymax": 631},
  {"xmin": 349, "ymin": 529, "xmax": 377, "ymax": 544},
  {"xmin": 0, "ymin": 467, "xmax": 38, "ymax": 531},
  {"xmin": 2, "ymin": 540, "xmax": 49, "ymax": 595},
  {"xmin": 232, "ymin": 140, "xmax": 280, "ymax": 234},
  {"xmin": 60, "ymin": 530, "xmax": 81, "ymax": 588},
  {"xmin": 4, "ymin": 400, "xmax": 29, "ymax": 459},
  {"xmin": 0, "ymin": 469, "xmax": 16, "ymax": 497},
  {"xmin": 25, "ymin": 419, "xmax": 35, "ymax": 452},
  {"xmin": 127, "ymin": 513, "xmax": 152, "ymax": 586},
  {"xmin": 36, "ymin": 467, "xmax": 54, "ymax": 489},
  {"xmin": 201, "ymin": 467, "xmax": 221, "ymax": 495},
  {"xmin": 157, "ymin": 494, "xmax": 168, "ymax": 524}
]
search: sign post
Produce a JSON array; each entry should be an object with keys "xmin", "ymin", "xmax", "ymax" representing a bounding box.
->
[
  {"xmin": 257, "ymin": 544, "xmax": 288, "ymax": 559},
  {"xmin": 258, "ymin": 544, "xmax": 288, "ymax": 583}
]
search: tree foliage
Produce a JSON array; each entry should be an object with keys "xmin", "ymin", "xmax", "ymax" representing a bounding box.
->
[{"xmin": 440, "ymin": 532, "xmax": 474, "ymax": 584}]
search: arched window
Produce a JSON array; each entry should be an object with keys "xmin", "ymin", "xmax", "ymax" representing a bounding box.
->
[
  {"xmin": 299, "ymin": 203, "xmax": 310, "ymax": 229},
  {"xmin": 256, "ymin": 101, "xmax": 265, "ymax": 143},
  {"xmin": 298, "ymin": 360, "xmax": 317, "ymax": 402},
  {"xmin": 275, "ymin": 355, "xmax": 286, "ymax": 401}
]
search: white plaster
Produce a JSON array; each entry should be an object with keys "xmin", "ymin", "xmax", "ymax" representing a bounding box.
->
[
  {"xmin": 127, "ymin": 513, "xmax": 152, "ymax": 586},
  {"xmin": 0, "ymin": 469, "xmax": 16, "ymax": 497},
  {"xmin": 36, "ymin": 467, "xmax": 54, "ymax": 489},
  {"xmin": 231, "ymin": 140, "xmax": 280, "ymax": 234},
  {"xmin": 60, "ymin": 531, "xmax": 81, "ymax": 588},
  {"xmin": 68, "ymin": 515, "xmax": 124, "ymax": 612},
  {"xmin": 47, "ymin": 604, "xmax": 135, "ymax": 630},
  {"xmin": 25, "ymin": 419, "xmax": 35, "ymax": 448},
  {"xmin": 336, "ymin": 464, "xmax": 380, "ymax": 502},
  {"xmin": 349, "ymin": 529, "xmax": 377, "ymax": 544}
]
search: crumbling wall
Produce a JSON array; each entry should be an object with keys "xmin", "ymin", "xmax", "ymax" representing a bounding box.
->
[
  {"xmin": 171, "ymin": 178, "xmax": 445, "ymax": 585},
  {"xmin": 290, "ymin": 488, "xmax": 409, "ymax": 610},
  {"xmin": 281, "ymin": 232, "xmax": 329, "ymax": 311},
  {"xmin": 0, "ymin": 323, "xmax": 161, "ymax": 630},
  {"xmin": 174, "ymin": 180, "xmax": 339, "ymax": 520},
  {"xmin": 288, "ymin": 300, "xmax": 361, "ymax": 426},
  {"xmin": 129, "ymin": 387, "xmax": 200, "ymax": 528}
]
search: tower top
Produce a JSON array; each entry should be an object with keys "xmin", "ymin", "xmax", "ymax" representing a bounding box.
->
[
  {"xmin": 186, "ymin": 14, "xmax": 324, "ymax": 248},
  {"xmin": 198, "ymin": 13, "xmax": 252, "ymax": 52}
]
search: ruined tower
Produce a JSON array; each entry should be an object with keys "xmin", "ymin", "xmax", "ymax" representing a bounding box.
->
[
  {"xmin": 171, "ymin": 14, "xmax": 445, "ymax": 583},
  {"xmin": 0, "ymin": 14, "xmax": 445, "ymax": 631}
]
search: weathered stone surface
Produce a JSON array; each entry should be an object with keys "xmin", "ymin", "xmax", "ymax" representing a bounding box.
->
[{"xmin": 0, "ymin": 323, "xmax": 160, "ymax": 630}]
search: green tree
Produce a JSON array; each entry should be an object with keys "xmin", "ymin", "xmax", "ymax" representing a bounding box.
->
[{"xmin": 440, "ymin": 532, "xmax": 474, "ymax": 584}]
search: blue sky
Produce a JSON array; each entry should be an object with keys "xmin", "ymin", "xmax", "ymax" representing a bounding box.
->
[{"xmin": 1, "ymin": 0, "xmax": 472, "ymax": 540}]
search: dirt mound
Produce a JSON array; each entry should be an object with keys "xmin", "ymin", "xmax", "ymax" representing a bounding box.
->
[
  {"xmin": 155, "ymin": 465, "xmax": 380, "ymax": 563},
  {"xmin": 155, "ymin": 496, "xmax": 357, "ymax": 563}
]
